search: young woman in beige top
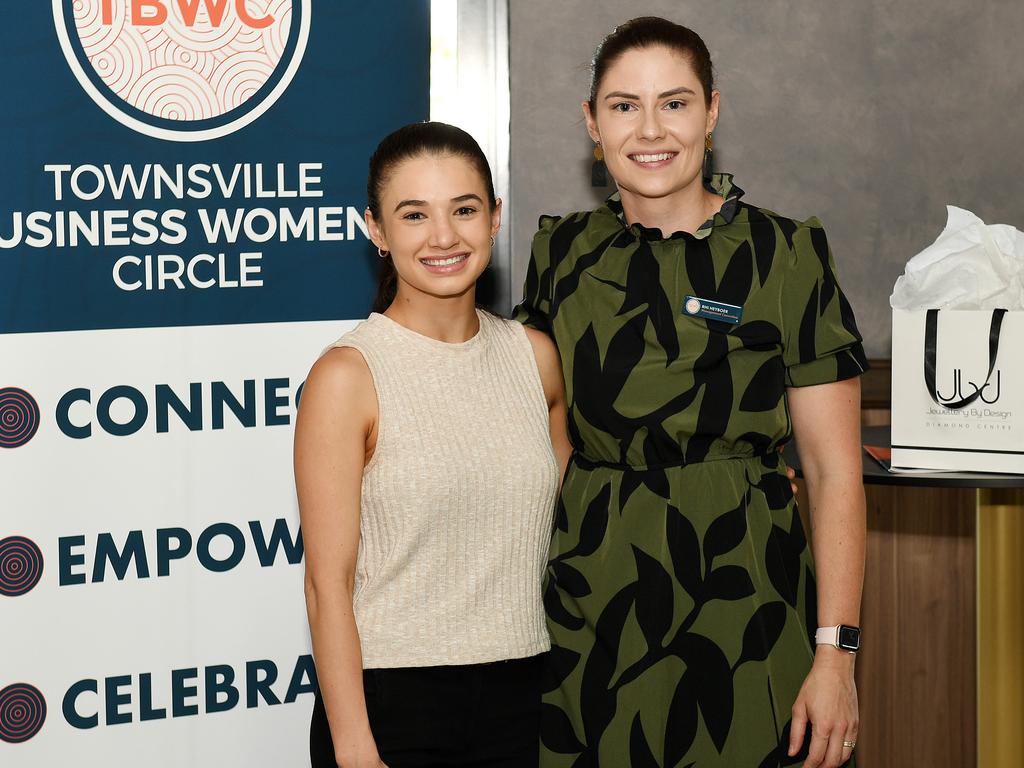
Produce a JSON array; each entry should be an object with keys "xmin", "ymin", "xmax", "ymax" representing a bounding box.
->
[{"xmin": 294, "ymin": 123, "xmax": 572, "ymax": 768}]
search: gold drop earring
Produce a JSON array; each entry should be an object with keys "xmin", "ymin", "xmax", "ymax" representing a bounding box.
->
[
  {"xmin": 591, "ymin": 142, "xmax": 608, "ymax": 187},
  {"xmin": 702, "ymin": 133, "xmax": 714, "ymax": 180}
]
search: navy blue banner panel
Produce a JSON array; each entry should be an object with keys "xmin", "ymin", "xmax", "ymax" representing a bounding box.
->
[{"xmin": 0, "ymin": 1, "xmax": 430, "ymax": 333}]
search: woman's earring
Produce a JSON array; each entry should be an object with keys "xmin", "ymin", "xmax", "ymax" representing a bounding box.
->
[
  {"xmin": 591, "ymin": 142, "xmax": 608, "ymax": 188},
  {"xmin": 377, "ymin": 246, "xmax": 389, "ymax": 259},
  {"xmin": 702, "ymin": 133, "xmax": 714, "ymax": 181},
  {"xmin": 489, "ymin": 235, "xmax": 495, "ymax": 246}
]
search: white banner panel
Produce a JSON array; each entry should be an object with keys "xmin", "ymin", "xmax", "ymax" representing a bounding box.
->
[{"xmin": 2, "ymin": 319, "xmax": 355, "ymax": 765}]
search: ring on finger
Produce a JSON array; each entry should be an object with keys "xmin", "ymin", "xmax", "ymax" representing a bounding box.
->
[{"xmin": 843, "ymin": 740, "xmax": 856, "ymax": 749}]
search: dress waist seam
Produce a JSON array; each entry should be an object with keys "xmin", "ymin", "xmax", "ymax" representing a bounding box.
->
[{"xmin": 572, "ymin": 449, "xmax": 780, "ymax": 473}]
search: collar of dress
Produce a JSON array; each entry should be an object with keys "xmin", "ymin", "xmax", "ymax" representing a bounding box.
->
[{"xmin": 603, "ymin": 173, "xmax": 745, "ymax": 242}]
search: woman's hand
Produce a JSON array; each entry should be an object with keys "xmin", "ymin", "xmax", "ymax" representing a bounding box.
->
[
  {"xmin": 334, "ymin": 731, "xmax": 389, "ymax": 768},
  {"xmin": 785, "ymin": 463, "xmax": 799, "ymax": 496},
  {"xmin": 788, "ymin": 647, "xmax": 859, "ymax": 768},
  {"xmin": 334, "ymin": 750, "xmax": 388, "ymax": 768}
]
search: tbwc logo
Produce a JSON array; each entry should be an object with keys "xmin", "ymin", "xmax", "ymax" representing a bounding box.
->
[
  {"xmin": 0, "ymin": 537, "xmax": 45, "ymax": 597},
  {"xmin": 0, "ymin": 684, "xmax": 47, "ymax": 743},
  {"xmin": 52, "ymin": 0, "xmax": 310, "ymax": 142},
  {"xmin": 0, "ymin": 387, "xmax": 40, "ymax": 448}
]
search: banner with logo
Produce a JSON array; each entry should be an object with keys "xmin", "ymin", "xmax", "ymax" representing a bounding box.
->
[{"xmin": 0, "ymin": 2, "xmax": 429, "ymax": 764}]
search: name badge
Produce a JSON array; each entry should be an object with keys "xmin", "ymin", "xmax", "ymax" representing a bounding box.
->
[{"xmin": 682, "ymin": 295, "xmax": 743, "ymax": 324}]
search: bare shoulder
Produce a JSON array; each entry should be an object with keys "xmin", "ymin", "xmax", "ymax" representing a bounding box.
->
[
  {"xmin": 522, "ymin": 326, "xmax": 564, "ymax": 405},
  {"xmin": 299, "ymin": 345, "xmax": 376, "ymax": 425},
  {"xmin": 523, "ymin": 326, "xmax": 560, "ymax": 370}
]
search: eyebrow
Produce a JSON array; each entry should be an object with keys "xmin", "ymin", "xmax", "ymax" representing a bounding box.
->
[
  {"xmin": 394, "ymin": 199, "xmax": 426, "ymax": 211},
  {"xmin": 604, "ymin": 86, "xmax": 697, "ymax": 100},
  {"xmin": 394, "ymin": 193, "xmax": 484, "ymax": 212}
]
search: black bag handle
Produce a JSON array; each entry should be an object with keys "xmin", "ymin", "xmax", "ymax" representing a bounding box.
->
[{"xmin": 924, "ymin": 308, "xmax": 1007, "ymax": 409}]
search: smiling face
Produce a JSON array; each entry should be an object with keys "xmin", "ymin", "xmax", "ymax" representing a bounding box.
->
[
  {"xmin": 366, "ymin": 152, "xmax": 501, "ymax": 304},
  {"xmin": 584, "ymin": 44, "xmax": 719, "ymax": 204}
]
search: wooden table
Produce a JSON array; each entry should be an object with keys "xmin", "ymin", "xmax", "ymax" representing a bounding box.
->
[{"xmin": 785, "ymin": 425, "xmax": 1024, "ymax": 768}]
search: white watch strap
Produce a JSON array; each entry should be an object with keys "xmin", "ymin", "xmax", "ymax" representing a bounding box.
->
[{"xmin": 815, "ymin": 625, "xmax": 841, "ymax": 647}]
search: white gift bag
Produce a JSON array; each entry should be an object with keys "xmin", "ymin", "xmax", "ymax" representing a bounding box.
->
[{"xmin": 891, "ymin": 308, "xmax": 1024, "ymax": 473}]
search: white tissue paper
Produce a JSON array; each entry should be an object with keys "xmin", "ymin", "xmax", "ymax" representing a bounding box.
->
[{"xmin": 890, "ymin": 205, "xmax": 1024, "ymax": 311}]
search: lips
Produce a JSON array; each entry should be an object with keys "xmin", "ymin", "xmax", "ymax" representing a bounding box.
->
[
  {"xmin": 419, "ymin": 252, "xmax": 470, "ymax": 273},
  {"xmin": 628, "ymin": 151, "xmax": 678, "ymax": 168},
  {"xmin": 630, "ymin": 152, "xmax": 676, "ymax": 162}
]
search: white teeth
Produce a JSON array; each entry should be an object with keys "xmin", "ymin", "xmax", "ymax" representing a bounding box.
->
[
  {"xmin": 422, "ymin": 254, "xmax": 468, "ymax": 267},
  {"xmin": 633, "ymin": 152, "xmax": 674, "ymax": 163}
]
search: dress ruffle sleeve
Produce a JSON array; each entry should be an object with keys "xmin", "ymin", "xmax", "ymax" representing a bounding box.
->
[
  {"xmin": 513, "ymin": 214, "xmax": 562, "ymax": 335},
  {"xmin": 782, "ymin": 218, "xmax": 869, "ymax": 387}
]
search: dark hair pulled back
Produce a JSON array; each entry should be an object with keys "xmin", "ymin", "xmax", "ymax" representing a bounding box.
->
[
  {"xmin": 589, "ymin": 17, "xmax": 714, "ymax": 109},
  {"xmin": 366, "ymin": 121, "xmax": 496, "ymax": 313}
]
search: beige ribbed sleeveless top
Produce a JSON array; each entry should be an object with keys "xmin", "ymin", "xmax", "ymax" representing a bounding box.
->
[{"xmin": 328, "ymin": 310, "xmax": 558, "ymax": 668}]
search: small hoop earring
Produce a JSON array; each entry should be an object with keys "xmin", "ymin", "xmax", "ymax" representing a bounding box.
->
[{"xmin": 377, "ymin": 246, "xmax": 389, "ymax": 259}]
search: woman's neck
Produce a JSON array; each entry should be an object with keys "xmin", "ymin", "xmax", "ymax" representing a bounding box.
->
[
  {"xmin": 619, "ymin": 178, "xmax": 723, "ymax": 237},
  {"xmin": 383, "ymin": 287, "xmax": 480, "ymax": 343}
]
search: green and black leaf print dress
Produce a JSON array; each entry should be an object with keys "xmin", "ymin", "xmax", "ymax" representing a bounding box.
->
[{"xmin": 514, "ymin": 175, "xmax": 867, "ymax": 768}]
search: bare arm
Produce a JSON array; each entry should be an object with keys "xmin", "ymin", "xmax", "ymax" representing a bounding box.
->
[
  {"xmin": 525, "ymin": 327, "xmax": 572, "ymax": 480},
  {"xmin": 294, "ymin": 347, "xmax": 385, "ymax": 768},
  {"xmin": 786, "ymin": 377, "xmax": 865, "ymax": 768}
]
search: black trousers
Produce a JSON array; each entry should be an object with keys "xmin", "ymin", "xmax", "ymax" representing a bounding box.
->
[{"xmin": 310, "ymin": 654, "xmax": 544, "ymax": 768}]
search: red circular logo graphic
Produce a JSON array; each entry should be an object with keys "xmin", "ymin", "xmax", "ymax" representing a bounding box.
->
[
  {"xmin": 0, "ymin": 537, "xmax": 44, "ymax": 597},
  {"xmin": 54, "ymin": 0, "xmax": 309, "ymax": 141},
  {"xmin": 0, "ymin": 684, "xmax": 47, "ymax": 743},
  {"xmin": 0, "ymin": 388, "xmax": 40, "ymax": 448}
]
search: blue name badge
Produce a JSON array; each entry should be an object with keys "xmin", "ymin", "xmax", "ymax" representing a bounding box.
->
[{"xmin": 682, "ymin": 295, "xmax": 743, "ymax": 324}]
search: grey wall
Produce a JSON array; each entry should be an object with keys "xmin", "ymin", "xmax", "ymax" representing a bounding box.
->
[{"xmin": 508, "ymin": 1, "xmax": 1024, "ymax": 357}]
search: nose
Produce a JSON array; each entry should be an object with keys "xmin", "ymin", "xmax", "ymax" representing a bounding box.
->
[
  {"xmin": 638, "ymin": 108, "xmax": 665, "ymax": 141},
  {"xmin": 428, "ymin": 216, "xmax": 458, "ymax": 250}
]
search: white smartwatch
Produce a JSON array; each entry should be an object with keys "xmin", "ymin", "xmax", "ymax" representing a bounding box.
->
[{"xmin": 815, "ymin": 625, "xmax": 861, "ymax": 653}]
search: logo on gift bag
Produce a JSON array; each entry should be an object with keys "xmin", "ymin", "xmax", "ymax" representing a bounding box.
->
[
  {"xmin": 924, "ymin": 308, "xmax": 1008, "ymax": 413},
  {"xmin": 936, "ymin": 369, "xmax": 1002, "ymax": 405},
  {"xmin": 52, "ymin": 0, "xmax": 309, "ymax": 141}
]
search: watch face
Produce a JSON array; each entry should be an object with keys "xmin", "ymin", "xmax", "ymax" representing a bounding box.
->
[{"xmin": 838, "ymin": 625, "xmax": 861, "ymax": 651}]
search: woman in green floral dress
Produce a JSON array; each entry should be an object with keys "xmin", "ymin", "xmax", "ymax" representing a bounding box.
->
[{"xmin": 515, "ymin": 17, "xmax": 866, "ymax": 768}]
